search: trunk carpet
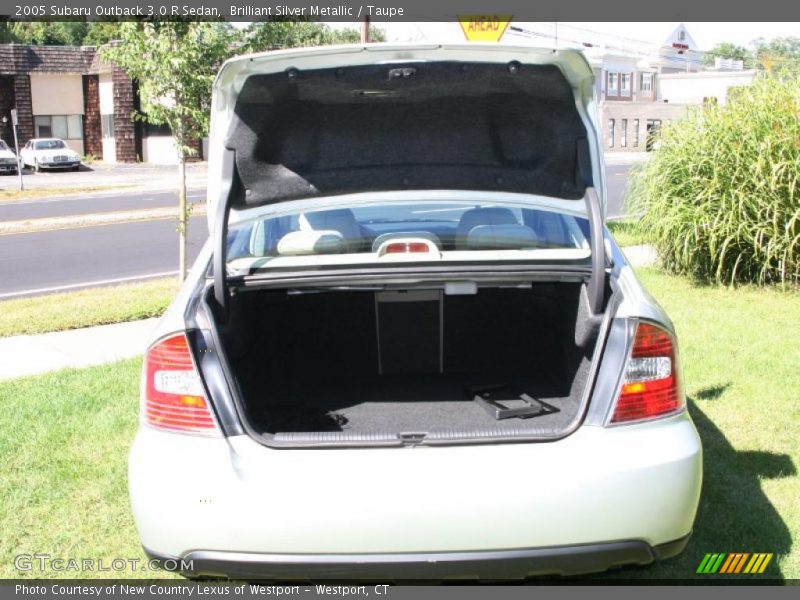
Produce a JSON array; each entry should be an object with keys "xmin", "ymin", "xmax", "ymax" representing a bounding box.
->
[
  {"xmin": 245, "ymin": 373, "xmax": 586, "ymax": 435},
  {"xmin": 223, "ymin": 285, "xmax": 597, "ymax": 439}
]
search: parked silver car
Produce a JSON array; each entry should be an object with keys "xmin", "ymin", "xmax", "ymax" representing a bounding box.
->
[
  {"xmin": 129, "ymin": 44, "xmax": 702, "ymax": 580},
  {"xmin": 0, "ymin": 139, "xmax": 18, "ymax": 174}
]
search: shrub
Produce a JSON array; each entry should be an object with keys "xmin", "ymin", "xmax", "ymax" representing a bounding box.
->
[{"xmin": 627, "ymin": 76, "xmax": 800, "ymax": 285}]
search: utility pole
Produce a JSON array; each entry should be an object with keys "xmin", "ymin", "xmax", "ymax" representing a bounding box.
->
[
  {"xmin": 360, "ymin": 16, "xmax": 370, "ymax": 43},
  {"xmin": 10, "ymin": 109, "xmax": 23, "ymax": 191}
]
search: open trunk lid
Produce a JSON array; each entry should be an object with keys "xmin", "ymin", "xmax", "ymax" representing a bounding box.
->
[{"xmin": 205, "ymin": 44, "xmax": 606, "ymax": 316}]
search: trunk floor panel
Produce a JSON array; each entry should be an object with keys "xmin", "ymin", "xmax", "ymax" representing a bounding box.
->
[
  {"xmin": 223, "ymin": 286, "xmax": 597, "ymax": 441},
  {"xmin": 245, "ymin": 375, "xmax": 581, "ymax": 435}
]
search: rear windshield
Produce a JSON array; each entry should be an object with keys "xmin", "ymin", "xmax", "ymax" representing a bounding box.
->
[
  {"xmin": 35, "ymin": 140, "xmax": 66, "ymax": 150},
  {"xmin": 226, "ymin": 199, "xmax": 590, "ymax": 271}
]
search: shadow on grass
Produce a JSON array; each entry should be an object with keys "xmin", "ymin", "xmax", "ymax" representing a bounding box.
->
[
  {"xmin": 595, "ymin": 397, "xmax": 793, "ymax": 582},
  {"xmin": 681, "ymin": 399, "xmax": 794, "ymax": 581},
  {"xmin": 695, "ymin": 384, "xmax": 731, "ymax": 401}
]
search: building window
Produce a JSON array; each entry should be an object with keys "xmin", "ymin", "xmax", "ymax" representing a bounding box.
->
[
  {"xmin": 101, "ymin": 114, "xmax": 115, "ymax": 139},
  {"xmin": 607, "ymin": 72, "xmax": 634, "ymax": 100},
  {"xmin": 607, "ymin": 72, "xmax": 618, "ymax": 97},
  {"xmin": 34, "ymin": 115, "xmax": 83, "ymax": 140},
  {"xmin": 633, "ymin": 119, "xmax": 640, "ymax": 148},
  {"xmin": 621, "ymin": 119, "xmax": 627, "ymax": 148},
  {"xmin": 620, "ymin": 73, "xmax": 631, "ymax": 97},
  {"xmin": 640, "ymin": 73, "xmax": 653, "ymax": 95},
  {"xmin": 646, "ymin": 119, "xmax": 663, "ymax": 151},
  {"xmin": 608, "ymin": 119, "xmax": 615, "ymax": 148}
]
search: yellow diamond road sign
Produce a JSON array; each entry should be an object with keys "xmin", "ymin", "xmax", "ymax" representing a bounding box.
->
[{"xmin": 458, "ymin": 15, "xmax": 512, "ymax": 42}]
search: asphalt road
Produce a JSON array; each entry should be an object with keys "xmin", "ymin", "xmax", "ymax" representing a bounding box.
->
[
  {"xmin": 0, "ymin": 188, "xmax": 207, "ymax": 222},
  {"xmin": 2, "ymin": 164, "xmax": 632, "ymax": 222},
  {"xmin": 605, "ymin": 163, "xmax": 631, "ymax": 218},
  {"xmin": 0, "ymin": 216, "xmax": 207, "ymax": 298},
  {"xmin": 0, "ymin": 164, "xmax": 632, "ymax": 298}
]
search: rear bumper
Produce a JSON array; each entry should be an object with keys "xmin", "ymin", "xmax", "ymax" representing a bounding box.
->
[
  {"xmin": 145, "ymin": 535, "xmax": 691, "ymax": 580},
  {"xmin": 130, "ymin": 413, "xmax": 702, "ymax": 576}
]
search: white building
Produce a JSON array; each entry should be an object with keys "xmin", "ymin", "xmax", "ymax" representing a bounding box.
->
[
  {"xmin": 587, "ymin": 24, "xmax": 757, "ymax": 151},
  {"xmin": 659, "ymin": 70, "xmax": 758, "ymax": 106}
]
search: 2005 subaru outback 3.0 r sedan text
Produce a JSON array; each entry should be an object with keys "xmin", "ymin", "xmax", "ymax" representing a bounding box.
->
[{"xmin": 129, "ymin": 44, "xmax": 702, "ymax": 581}]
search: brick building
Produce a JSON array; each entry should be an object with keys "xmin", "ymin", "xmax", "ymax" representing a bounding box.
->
[
  {"xmin": 587, "ymin": 24, "xmax": 757, "ymax": 152},
  {"xmin": 0, "ymin": 43, "xmax": 200, "ymax": 163}
]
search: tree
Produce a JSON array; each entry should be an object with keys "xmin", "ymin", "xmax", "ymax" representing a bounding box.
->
[
  {"xmin": 0, "ymin": 20, "xmax": 14, "ymax": 44},
  {"xmin": 0, "ymin": 20, "xmax": 124, "ymax": 47},
  {"xmin": 753, "ymin": 36, "xmax": 800, "ymax": 74},
  {"xmin": 102, "ymin": 22, "xmax": 235, "ymax": 281},
  {"xmin": 7, "ymin": 21, "xmax": 89, "ymax": 46},
  {"xmin": 244, "ymin": 21, "xmax": 384, "ymax": 52},
  {"xmin": 83, "ymin": 22, "xmax": 126, "ymax": 47},
  {"xmin": 702, "ymin": 42, "xmax": 752, "ymax": 67}
]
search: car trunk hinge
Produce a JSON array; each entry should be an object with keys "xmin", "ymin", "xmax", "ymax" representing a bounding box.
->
[
  {"xmin": 584, "ymin": 186, "xmax": 606, "ymax": 315},
  {"xmin": 213, "ymin": 148, "xmax": 237, "ymax": 323}
]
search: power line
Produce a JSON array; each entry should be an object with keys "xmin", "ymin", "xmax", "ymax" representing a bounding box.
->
[{"xmin": 506, "ymin": 23, "xmax": 800, "ymax": 69}]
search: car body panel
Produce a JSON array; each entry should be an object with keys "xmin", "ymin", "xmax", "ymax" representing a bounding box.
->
[
  {"xmin": 0, "ymin": 140, "xmax": 18, "ymax": 172},
  {"xmin": 130, "ymin": 44, "xmax": 702, "ymax": 578},
  {"xmin": 130, "ymin": 412, "xmax": 701, "ymax": 558},
  {"xmin": 206, "ymin": 43, "xmax": 607, "ymax": 235}
]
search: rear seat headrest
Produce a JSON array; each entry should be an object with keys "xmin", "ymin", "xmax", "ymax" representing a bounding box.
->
[
  {"xmin": 466, "ymin": 224, "xmax": 540, "ymax": 250},
  {"xmin": 456, "ymin": 207, "xmax": 518, "ymax": 249},
  {"xmin": 277, "ymin": 230, "xmax": 346, "ymax": 255},
  {"xmin": 300, "ymin": 209, "xmax": 362, "ymax": 252}
]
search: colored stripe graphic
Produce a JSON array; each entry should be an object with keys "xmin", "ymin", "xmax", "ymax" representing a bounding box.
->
[
  {"xmin": 697, "ymin": 553, "xmax": 726, "ymax": 573},
  {"xmin": 733, "ymin": 553, "xmax": 750, "ymax": 573},
  {"xmin": 719, "ymin": 553, "xmax": 735, "ymax": 573},
  {"xmin": 699, "ymin": 552, "xmax": 774, "ymax": 574},
  {"xmin": 744, "ymin": 554, "xmax": 774, "ymax": 574}
]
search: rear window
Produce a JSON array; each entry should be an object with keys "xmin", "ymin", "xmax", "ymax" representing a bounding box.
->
[{"xmin": 226, "ymin": 198, "xmax": 590, "ymax": 271}]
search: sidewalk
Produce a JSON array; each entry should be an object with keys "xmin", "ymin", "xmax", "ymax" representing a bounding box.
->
[
  {"xmin": 0, "ymin": 246, "xmax": 659, "ymax": 383},
  {"xmin": 603, "ymin": 151, "xmax": 652, "ymax": 165},
  {"xmin": 0, "ymin": 318, "xmax": 157, "ymax": 381},
  {"xmin": 621, "ymin": 244, "xmax": 658, "ymax": 267}
]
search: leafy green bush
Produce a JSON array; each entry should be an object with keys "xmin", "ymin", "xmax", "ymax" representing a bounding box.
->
[{"xmin": 628, "ymin": 76, "xmax": 800, "ymax": 285}]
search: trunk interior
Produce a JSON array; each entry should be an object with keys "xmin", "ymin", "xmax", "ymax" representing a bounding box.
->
[{"xmin": 216, "ymin": 282, "xmax": 600, "ymax": 445}]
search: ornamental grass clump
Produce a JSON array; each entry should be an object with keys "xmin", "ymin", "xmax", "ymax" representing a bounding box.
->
[{"xmin": 627, "ymin": 76, "xmax": 800, "ymax": 285}]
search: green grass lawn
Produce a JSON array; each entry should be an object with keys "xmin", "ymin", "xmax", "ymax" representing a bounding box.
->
[
  {"xmin": 607, "ymin": 219, "xmax": 649, "ymax": 248},
  {"xmin": 1, "ymin": 267, "xmax": 797, "ymax": 580},
  {"xmin": 0, "ymin": 359, "xmax": 176, "ymax": 579},
  {"xmin": 0, "ymin": 278, "xmax": 178, "ymax": 337}
]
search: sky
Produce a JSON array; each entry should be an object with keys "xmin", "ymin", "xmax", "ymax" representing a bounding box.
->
[{"xmin": 338, "ymin": 22, "xmax": 800, "ymax": 51}]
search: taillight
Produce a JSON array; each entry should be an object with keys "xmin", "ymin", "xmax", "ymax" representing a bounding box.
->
[
  {"xmin": 609, "ymin": 321, "xmax": 683, "ymax": 424},
  {"xmin": 143, "ymin": 333, "xmax": 219, "ymax": 435}
]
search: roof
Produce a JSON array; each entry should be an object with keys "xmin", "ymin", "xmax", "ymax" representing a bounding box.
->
[{"xmin": 0, "ymin": 44, "xmax": 96, "ymax": 76}]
